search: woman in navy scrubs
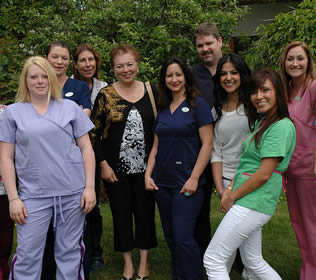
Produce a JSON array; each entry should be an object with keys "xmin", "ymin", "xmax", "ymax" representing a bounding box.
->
[{"xmin": 145, "ymin": 57, "xmax": 214, "ymax": 280}]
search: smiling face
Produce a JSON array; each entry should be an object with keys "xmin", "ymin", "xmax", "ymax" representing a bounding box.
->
[
  {"xmin": 285, "ymin": 46, "xmax": 308, "ymax": 81},
  {"xmin": 74, "ymin": 50, "xmax": 96, "ymax": 82},
  {"xmin": 46, "ymin": 46, "xmax": 70, "ymax": 77},
  {"xmin": 26, "ymin": 64, "xmax": 49, "ymax": 99},
  {"xmin": 250, "ymin": 79, "xmax": 277, "ymax": 119},
  {"xmin": 220, "ymin": 62, "xmax": 241, "ymax": 95},
  {"xmin": 196, "ymin": 34, "xmax": 222, "ymax": 66},
  {"xmin": 113, "ymin": 51, "xmax": 139, "ymax": 84},
  {"xmin": 165, "ymin": 63, "xmax": 186, "ymax": 95}
]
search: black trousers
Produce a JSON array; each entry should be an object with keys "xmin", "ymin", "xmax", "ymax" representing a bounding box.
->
[
  {"xmin": 194, "ymin": 163, "xmax": 213, "ymax": 258},
  {"xmin": 83, "ymin": 166, "xmax": 103, "ymax": 279},
  {"xmin": 105, "ymin": 172, "xmax": 157, "ymax": 252},
  {"xmin": 41, "ymin": 167, "xmax": 104, "ymax": 280}
]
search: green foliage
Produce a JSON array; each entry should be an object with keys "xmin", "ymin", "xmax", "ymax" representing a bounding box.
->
[
  {"xmin": 0, "ymin": 0, "xmax": 246, "ymax": 103},
  {"xmin": 245, "ymin": 0, "xmax": 316, "ymax": 71}
]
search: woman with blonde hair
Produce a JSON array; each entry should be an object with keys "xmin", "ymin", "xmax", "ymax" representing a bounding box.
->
[
  {"xmin": 280, "ymin": 41, "xmax": 316, "ymax": 280},
  {"xmin": 0, "ymin": 56, "xmax": 96, "ymax": 279}
]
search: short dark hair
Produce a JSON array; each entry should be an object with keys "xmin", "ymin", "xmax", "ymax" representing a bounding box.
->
[
  {"xmin": 73, "ymin": 43, "xmax": 101, "ymax": 79},
  {"xmin": 214, "ymin": 53, "xmax": 252, "ymax": 122},
  {"xmin": 195, "ymin": 23, "xmax": 220, "ymax": 40},
  {"xmin": 158, "ymin": 57, "xmax": 199, "ymax": 109},
  {"xmin": 247, "ymin": 69, "xmax": 290, "ymax": 147}
]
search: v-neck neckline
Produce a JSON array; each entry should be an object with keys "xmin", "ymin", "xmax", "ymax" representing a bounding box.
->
[
  {"xmin": 30, "ymin": 99, "xmax": 53, "ymax": 117},
  {"xmin": 169, "ymin": 99, "xmax": 186, "ymax": 115}
]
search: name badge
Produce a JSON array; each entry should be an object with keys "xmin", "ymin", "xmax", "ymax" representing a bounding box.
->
[
  {"xmin": 65, "ymin": 92, "xmax": 74, "ymax": 97},
  {"xmin": 182, "ymin": 107, "xmax": 189, "ymax": 113},
  {"xmin": 176, "ymin": 161, "xmax": 182, "ymax": 165},
  {"xmin": 295, "ymin": 96, "xmax": 301, "ymax": 101}
]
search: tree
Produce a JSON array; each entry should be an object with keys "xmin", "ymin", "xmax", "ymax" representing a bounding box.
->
[
  {"xmin": 244, "ymin": 0, "xmax": 316, "ymax": 71},
  {"xmin": 0, "ymin": 0, "xmax": 246, "ymax": 103}
]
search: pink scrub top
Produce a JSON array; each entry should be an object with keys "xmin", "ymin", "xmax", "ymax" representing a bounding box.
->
[{"xmin": 286, "ymin": 79, "xmax": 316, "ymax": 179}]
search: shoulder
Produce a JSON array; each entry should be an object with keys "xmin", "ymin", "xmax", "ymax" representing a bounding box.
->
[
  {"xmin": 95, "ymin": 84, "xmax": 118, "ymax": 103},
  {"xmin": 65, "ymin": 78, "xmax": 89, "ymax": 92},
  {"xmin": 60, "ymin": 98, "xmax": 76, "ymax": 107},
  {"xmin": 99, "ymin": 84, "xmax": 115, "ymax": 96},
  {"xmin": 273, "ymin": 117, "xmax": 294, "ymax": 128},
  {"xmin": 1, "ymin": 103, "xmax": 30, "ymax": 122},
  {"xmin": 308, "ymin": 78, "xmax": 316, "ymax": 90},
  {"xmin": 6, "ymin": 102, "xmax": 28, "ymax": 113},
  {"xmin": 195, "ymin": 96, "xmax": 210, "ymax": 109},
  {"xmin": 265, "ymin": 118, "xmax": 295, "ymax": 137},
  {"xmin": 194, "ymin": 97, "xmax": 214, "ymax": 122},
  {"xmin": 306, "ymin": 79, "xmax": 316, "ymax": 100},
  {"xmin": 93, "ymin": 77, "xmax": 108, "ymax": 89},
  {"xmin": 237, "ymin": 104, "xmax": 247, "ymax": 114},
  {"xmin": 190, "ymin": 62, "xmax": 204, "ymax": 72}
]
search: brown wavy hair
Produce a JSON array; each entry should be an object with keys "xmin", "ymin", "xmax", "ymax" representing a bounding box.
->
[
  {"xmin": 280, "ymin": 41, "xmax": 316, "ymax": 99},
  {"xmin": 73, "ymin": 43, "xmax": 102, "ymax": 80}
]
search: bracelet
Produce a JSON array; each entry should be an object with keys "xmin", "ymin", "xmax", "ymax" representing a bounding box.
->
[
  {"xmin": 9, "ymin": 197, "xmax": 19, "ymax": 202},
  {"xmin": 227, "ymin": 186, "xmax": 233, "ymax": 191}
]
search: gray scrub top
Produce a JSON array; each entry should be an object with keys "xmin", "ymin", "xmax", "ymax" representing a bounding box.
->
[{"xmin": 0, "ymin": 99, "xmax": 94, "ymax": 199}]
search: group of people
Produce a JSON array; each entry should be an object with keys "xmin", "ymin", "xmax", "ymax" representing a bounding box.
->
[{"xmin": 0, "ymin": 22, "xmax": 315, "ymax": 280}]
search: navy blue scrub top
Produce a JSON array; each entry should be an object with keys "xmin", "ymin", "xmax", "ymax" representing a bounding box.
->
[
  {"xmin": 152, "ymin": 97, "xmax": 214, "ymax": 189},
  {"xmin": 63, "ymin": 78, "xmax": 92, "ymax": 110}
]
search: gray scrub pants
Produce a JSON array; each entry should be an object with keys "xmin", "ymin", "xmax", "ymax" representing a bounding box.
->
[{"xmin": 10, "ymin": 192, "xmax": 85, "ymax": 280}]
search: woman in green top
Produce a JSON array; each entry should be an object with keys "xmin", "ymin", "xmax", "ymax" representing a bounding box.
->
[{"xmin": 203, "ymin": 69, "xmax": 296, "ymax": 280}]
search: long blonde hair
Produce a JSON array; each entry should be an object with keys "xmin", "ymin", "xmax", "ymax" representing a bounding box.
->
[
  {"xmin": 280, "ymin": 41, "xmax": 316, "ymax": 99},
  {"xmin": 16, "ymin": 56, "xmax": 62, "ymax": 103}
]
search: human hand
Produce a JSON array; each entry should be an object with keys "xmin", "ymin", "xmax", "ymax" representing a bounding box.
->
[
  {"xmin": 9, "ymin": 198, "xmax": 28, "ymax": 224},
  {"xmin": 81, "ymin": 187, "xmax": 96, "ymax": 214},
  {"xmin": 180, "ymin": 177, "xmax": 198, "ymax": 196},
  {"xmin": 100, "ymin": 162, "xmax": 118, "ymax": 183},
  {"xmin": 220, "ymin": 188, "xmax": 234, "ymax": 213},
  {"xmin": 145, "ymin": 175, "xmax": 158, "ymax": 191}
]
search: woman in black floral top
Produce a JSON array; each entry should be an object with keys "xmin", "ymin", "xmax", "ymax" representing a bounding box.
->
[{"xmin": 90, "ymin": 44, "xmax": 157, "ymax": 280}]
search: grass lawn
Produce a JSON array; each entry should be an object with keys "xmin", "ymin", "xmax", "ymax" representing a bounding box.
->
[
  {"xmin": 9, "ymin": 192, "xmax": 300, "ymax": 279},
  {"xmin": 90, "ymin": 192, "xmax": 301, "ymax": 280}
]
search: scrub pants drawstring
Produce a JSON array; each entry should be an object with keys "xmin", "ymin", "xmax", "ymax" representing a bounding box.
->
[{"xmin": 53, "ymin": 196, "xmax": 65, "ymax": 228}]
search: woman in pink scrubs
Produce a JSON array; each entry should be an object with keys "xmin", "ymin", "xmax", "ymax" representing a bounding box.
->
[{"xmin": 280, "ymin": 41, "xmax": 316, "ymax": 280}]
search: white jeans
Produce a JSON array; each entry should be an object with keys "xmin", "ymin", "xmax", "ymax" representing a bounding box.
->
[
  {"xmin": 204, "ymin": 204, "xmax": 281, "ymax": 280},
  {"xmin": 222, "ymin": 178, "xmax": 237, "ymax": 273}
]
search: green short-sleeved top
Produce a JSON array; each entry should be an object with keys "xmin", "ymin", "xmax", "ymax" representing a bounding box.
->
[{"xmin": 233, "ymin": 118, "xmax": 296, "ymax": 215}]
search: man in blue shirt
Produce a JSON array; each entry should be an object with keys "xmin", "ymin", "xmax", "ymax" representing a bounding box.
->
[
  {"xmin": 191, "ymin": 22, "xmax": 222, "ymax": 259},
  {"xmin": 191, "ymin": 22, "xmax": 222, "ymax": 108}
]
